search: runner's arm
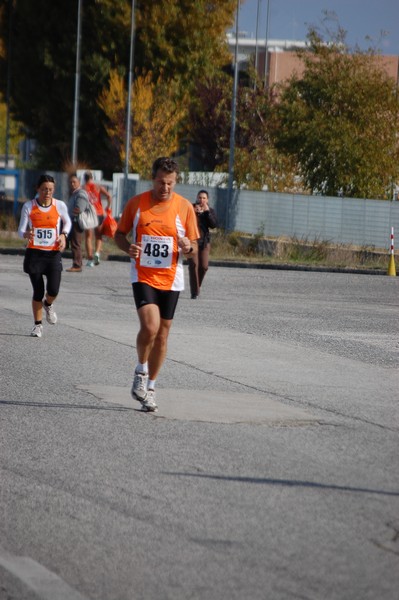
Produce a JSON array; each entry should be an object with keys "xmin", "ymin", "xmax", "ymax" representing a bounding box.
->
[
  {"xmin": 99, "ymin": 185, "xmax": 112, "ymax": 208},
  {"xmin": 179, "ymin": 238, "xmax": 198, "ymax": 256},
  {"xmin": 17, "ymin": 202, "xmax": 32, "ymax": 239},
  {"xmin": 114, "ymin": 230, "xmax": 142, "ymax": 259},
  {"xmin": 114, "ymin": 229, "xmax": 131, "ymax": 254},
  {"xmin": 205, "ymin": 207, "xmax": 218, "ymax": 229},
  {"xmin": 56, "ymin": 200, "xmax": 72, "ymax": 235}
]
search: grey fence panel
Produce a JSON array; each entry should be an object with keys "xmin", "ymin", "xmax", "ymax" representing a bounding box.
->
[
  {"xmin": 365, "ymin": 202, "xmax": 386, "ymax": 246},
  {"xmin": 363, "ymin": 200, "xmax": 398, "ymax": 248},
  {"xmin": 306, "ymin": 198, "xmax": 329, "ymax": 240},
  {"xmin": 174, "ymin": 184, "xmax": 201, "ymax": 204},
  {"xmin": 117, "ymin": 179, "xmax": 152, "ymax": 215},
  {"xmin": 292, "ymin": 196, "xmax": 310, "ymax": 236},
  {"xmin": 268, "ymin": 194, "xmax": 289, "ymax": 236},
  {"xmin": 116, "ymin": 180, "xmax": 221, "ymax": 216},
  {"xmin": 222, "ymin": 191, "xmax": 399, "ymax": 250},
  {"xmin": 341, "ymin": 199, "xmax": 366, "ymax": 245},
  {"xmin": 237, "ymin": 191, "xmax": 265, "ymax": 233},
  {"xmin": 19, "ymin": 170, "xmax": 69, "ymax": 205},
  {"xmin": 13, "ymin": 169, "xmax": 399, "ymax": 250}
]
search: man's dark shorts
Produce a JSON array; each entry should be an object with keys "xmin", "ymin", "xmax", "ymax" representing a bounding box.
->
[{"xmin": 132, "ymin": 282, "xmax": 180, "ymax": 320}]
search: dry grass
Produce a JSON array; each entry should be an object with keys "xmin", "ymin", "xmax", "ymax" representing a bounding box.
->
[{"xmin": 209, "ymin": 231, "xmax": 388, "ymax": 271}]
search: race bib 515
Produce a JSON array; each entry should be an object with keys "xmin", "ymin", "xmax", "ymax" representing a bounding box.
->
[{"xmin": 33, "ymin": 227, "xmax": 57, "ymax": 247}]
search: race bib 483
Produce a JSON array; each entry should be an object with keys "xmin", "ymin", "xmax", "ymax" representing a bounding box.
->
[{"xmin": 140, "ymin": 235, "xmax": 173, "ymax": 268}]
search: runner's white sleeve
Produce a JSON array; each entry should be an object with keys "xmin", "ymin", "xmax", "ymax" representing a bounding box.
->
[
  {"xmin": 56, "ymin": 200, "xmax": 72, "ymax": 235},
  {"xmin": 17, "ymin": 201, "xmax": 33, "ymax": 238}
]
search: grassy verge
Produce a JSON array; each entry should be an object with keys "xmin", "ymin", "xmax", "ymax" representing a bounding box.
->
[
  {"xmin": 208, "ymin": 231, "xmax": 388, "ymax": 271},
  {"xmin": 0, "ymin": 213, "xmax": 389, "ymax": 271}
]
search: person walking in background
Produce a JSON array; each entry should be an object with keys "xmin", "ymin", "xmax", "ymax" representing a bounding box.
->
[
  {"xmin": 114, "ymin": 157, "xmax": 199, "ymax": 412},
  {"xmin": 66, "ymin": 174, "xmax": 90, "ymax": 273},
  {"xmin": 83, "ymin": 170, "xmax": 111, "ymax": 267},
  {"xmin": 17, "ymin": 174, "xmax": 71, "ymax": 337},
  {"xmin": 188, "ymin": 189, "xmax": 218, "ymax": 299}
]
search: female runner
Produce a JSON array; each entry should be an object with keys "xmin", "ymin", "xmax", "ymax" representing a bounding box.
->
[{"xmin": 18, "ymin": 174, "xmax": 71, "ymax": 337}]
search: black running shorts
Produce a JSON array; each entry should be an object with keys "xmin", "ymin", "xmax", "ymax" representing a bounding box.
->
[{"xmin": 132, "ymin": 282, "xmax": 180, "ymax": 320}]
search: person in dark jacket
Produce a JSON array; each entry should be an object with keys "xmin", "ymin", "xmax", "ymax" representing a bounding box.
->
[{"xmin": 188, "ymin": 189, "xmax": 218, "ymax": 299}]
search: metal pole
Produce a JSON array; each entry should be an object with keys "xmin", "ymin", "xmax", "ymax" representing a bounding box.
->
[
  {"xmin": 227, "ymin": 0, "xmax": 240, "ymax": 231},
  {"xmin": 264, "ymin": 0, "xmax": 270, "ymax": 86},
  {"xmin": 71, "ymin": 0, "xmax": 82, "ymax": 165},
  {"xmin": 5, "ymin": 0, "xmax": 13, "ymax": 167},
  {"xmin": 123, "ymin": 0, "xmax": 136, "ymax": 203},
  {"xmin": 254, "ymin": 0, "xmax": 261, "ymax": 81}
]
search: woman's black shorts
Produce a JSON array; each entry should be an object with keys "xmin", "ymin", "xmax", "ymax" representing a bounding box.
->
[{"xmin": 23, "ymin": 248, "xmax": 62, "ymax": 275}]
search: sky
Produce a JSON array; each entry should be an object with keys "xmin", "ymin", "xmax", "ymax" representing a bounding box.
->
[{"xmin": 235, "ymin": 0, "xmax": 399, "ymax": 55}]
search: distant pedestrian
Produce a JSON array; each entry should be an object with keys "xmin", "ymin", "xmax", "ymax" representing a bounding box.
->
[
  {"xmin": 188, "ymin": 189, "xmax": 218, "ymax": 299},
  {"xmin": 114, "ymin": 157, "xmax": 199, "ymax": 412},
  {"xmin": 17, "ymin": 174, "xmax": 71, "ymax": 337},
  {"xmin": 83, "ymin": 170, "xmax": 111, "ymax": 267},
  {"xmin": 66, "ymin": 174, "xmax": 90, "ymax": 272}
]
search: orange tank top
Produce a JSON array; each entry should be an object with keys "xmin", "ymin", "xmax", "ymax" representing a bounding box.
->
[
  {"xmin": 84, "ymin": 182, "xmax": 104, "ymax": 216},
  {"xmin": 27, "ymin": 199, "xmax": 62, "ymax": 251},
  {"xmin": 118, "ymin": 191, "xmax": 200, "ymax": 291}
]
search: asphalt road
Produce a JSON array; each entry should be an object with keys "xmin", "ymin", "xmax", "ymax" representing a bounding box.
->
[{"xmin": 1, "ymin": 254, "xmax": 398, "ymax": 600}]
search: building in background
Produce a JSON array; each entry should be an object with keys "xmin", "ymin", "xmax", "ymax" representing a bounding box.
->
[{"xmin": 226, "ymin": 34, "xmax": 399, "ymax": 88}]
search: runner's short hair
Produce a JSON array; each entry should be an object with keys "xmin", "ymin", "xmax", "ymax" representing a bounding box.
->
[
  {"xmin": 36, "ymin": 174, "xmax": 55, "ymax": 187},
  {"xmin": 152, "ymin": 157, "xmax": 179, "ymax": 179}
]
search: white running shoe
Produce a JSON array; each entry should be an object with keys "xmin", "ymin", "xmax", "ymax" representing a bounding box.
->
[
  {"xmin": 43, "ymin": 302, "xmax": 57, "ymax": 324},
  {"xmin": 86, "ymin": 260, "xmax": 95, "ymax": 267},
  {"xmin": 131, "ymin": 371, "xmax": 148, "ymax": 403},
  {"xmin": 141, "ymin": 389, "xmax": 158, "ymax": 412},
  {"xmin": 94, "ymin": 253, "xmax": 100, "ymax": 266},
  {"xmin": 31, "ymin": 324, "xmax": 43, "ymax": 338}
]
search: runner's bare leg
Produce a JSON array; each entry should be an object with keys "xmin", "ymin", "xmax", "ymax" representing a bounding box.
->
[{"xmin": 136, "ymin": 304, "xmax": 173, "ymax": 381}]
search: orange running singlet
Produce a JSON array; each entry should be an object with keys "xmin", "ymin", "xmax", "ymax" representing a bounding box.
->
[
  {"xmin": 84, "ymin": 182, "xmax": 104, "ymax": 216},
  {"xmin": 118, "ymin": 191, "xmax": 199, "ymax": 291},
  {"xmin": 27, "ymin": 199, "xmax": 63, "ymax": 251}
]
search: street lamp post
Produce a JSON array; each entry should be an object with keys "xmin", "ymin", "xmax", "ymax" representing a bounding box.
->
[
  {"xmin": 71, "ymin": 0, "xmax": 82, "ymax": 165},
  {"xmin": 227, "ymin": 0, "xmax": 240, "ymax": 231},
  {"xmin": 254, "ymin": 0, "xmax": 261, "ymax": 80},
  {"xmin": 264, "ymin": 0, "xmax": 270, "ymax": 87},
  {"xmin": 123, "ymin": 0, "xmax": 136, "ymax": 204},
  {"xmin": 5, "ymin": 0, "xmax": 13, "ymax": 167}
]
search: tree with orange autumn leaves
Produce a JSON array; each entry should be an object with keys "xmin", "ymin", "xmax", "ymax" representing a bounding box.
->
[{"xmin": 98, "ymin": 70, "xmax": 187, "ymax": 179}]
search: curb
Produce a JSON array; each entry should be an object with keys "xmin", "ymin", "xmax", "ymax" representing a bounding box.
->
[
  {"xmin": 0, "ymin": 247, "xmax": 390, "ymax": 276},
  {"xmin": 206, "ymin": 260, "xmax": 386, "ymax": 276}
]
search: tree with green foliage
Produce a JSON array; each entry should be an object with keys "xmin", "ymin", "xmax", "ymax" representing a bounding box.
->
[
  {"xmin": 233, "ymin": 81, "xmax": 300, "ymax": 192},
  {"xmin": 188, "ymin": 70, "xmax": 300, "ymax": 192},
  {"xmin": 135, "ymin": 0, "xmax": 236, "ymax": 85},
  {"xmin": 188, "ymin": 72, "xmax": 232, "ymax": 171},
  {"xmin": 0, "ymin": 0, "xmax": 238, "ymax": 174},
  {"xmin": 0, "ymin": 102, "xmax": 22, "ymax": 156},
  {"xmin": 276, "ymin": 30, "xmax": 399, "ymax": 199},
  {"xmin": 0, "ymin": 0, "xmax": 130, "ymax": 173}
]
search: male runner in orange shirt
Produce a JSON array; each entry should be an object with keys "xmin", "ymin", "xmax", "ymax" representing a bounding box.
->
[{"xmin": 115, "ymin": 157, "xmax": 199, "ymax": 412}]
